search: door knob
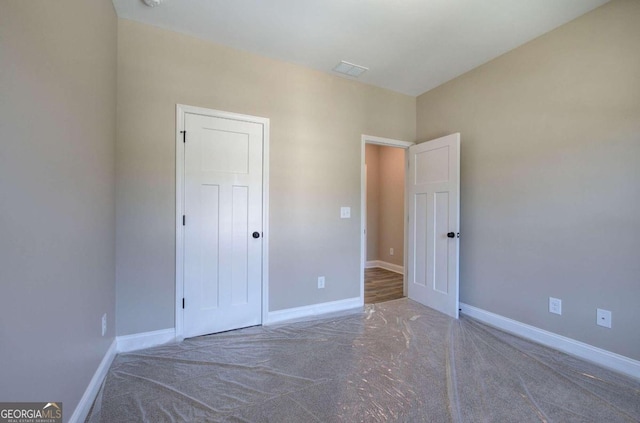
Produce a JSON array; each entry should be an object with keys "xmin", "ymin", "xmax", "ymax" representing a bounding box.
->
[
  {"xmin": 447, "ymin": 232, "xmax": 455, "ymax": 238},
  {"xmin": 252, "ymin": 231, "xmax": 260, "ymax": 239}
]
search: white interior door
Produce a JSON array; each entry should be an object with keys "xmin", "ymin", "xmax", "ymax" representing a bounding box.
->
[
  {"xmin": 407, "ymin": 133, "xmax": 460, "ymax": 318},
  {"xmin": 183, "ymin": 112, "xmax": 264, "ymax": 338}
]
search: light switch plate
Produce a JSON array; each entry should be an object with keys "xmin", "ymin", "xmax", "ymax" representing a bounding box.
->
[{"xmin": 340, "ymin": 207, "xmax": 351, "ymax": 219}]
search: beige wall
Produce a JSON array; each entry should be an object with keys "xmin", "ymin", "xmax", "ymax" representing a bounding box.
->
[
  {"xmin": 377, "ymin": 147, "xmax": 405, "ymax": 266},
  {"xmin": 417, "ymin": 0, "xmax": 640, "ymax": 360},
  {"xmin": 116, "ymin": 19, "xmax": 416, "ymax": 335},
  {"xmin": 365, "ymin": 145, "xmax": 380, "ymax": 261},
  {"xmin": 0, "ymin": 0, "xmax": 117, "ymax": 418},
  {"xmin": 2, "ymin": 0, "xmax": 637, "ymax": 413},
  {"xmin": 366, "ymin": 145, "xmax": 406, "ymax": 266}
]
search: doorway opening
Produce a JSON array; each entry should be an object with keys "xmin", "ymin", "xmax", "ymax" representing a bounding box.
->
[{"xmin": 360, "ymin": 135, "xmax": 413, "ymax": 305}]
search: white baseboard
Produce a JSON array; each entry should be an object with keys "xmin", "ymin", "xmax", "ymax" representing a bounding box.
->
[
  {"xmin": 365, "ymin": 260, "xmax": 378, "ymax": 269},
  {"xmin": 460, "ymin": 303, "xmax": 640, "ymax": 380},
  {"xmin": 265, "ymin": 296, "xmax": 363, "ymax": 325},
  {"xmin": 69, "ymin": 340, "xmax": 117, "ymax": 423},
  {"xmin": 365, "ymin": 260, "xmax": 404, "ymax": 274},
  {"xmin": 116, "ymin": 328, "xmax": 176, "ymax": 353}
]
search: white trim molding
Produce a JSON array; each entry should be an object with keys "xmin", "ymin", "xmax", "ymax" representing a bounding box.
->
[
  {"xmin": 175, "ymin": 104, "xmax": 270, "ymax": 340},
  {"xmin": 69, "ymin": 340, "xmax": 117, "ymax": 423},
  {"xmin": 265, "ymin": 297, "xmax": 363, "ymax": 326},
  {"xmin": 365, "ymin": 260, "xmax": 378, "ymax": 268},
  {"xmin": 365, "ymin": 260, "xmax": 404, "ymax": 274},
  {"xmin": 116, "ymin": 328, "xmax": 176, "ymax": 353},
  {"xmin": 460, "ymin": 303, "xmax": 640, "ymax": 380},
  {"xmin": 71, "ymin": 329, "xmax": 178, "ymax": 422},
  {"xmin": 363, "ymin": 134, "xmax": 415, "ymax": 148}
]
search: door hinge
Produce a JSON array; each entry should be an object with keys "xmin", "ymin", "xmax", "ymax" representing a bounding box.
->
[
  {"xmin": 182, "ymin": 215, "xmax": 186, "ymax": 226},
  {"xmin": 182, "ymin": 298, "xmax": 185, "ymax": 309},
  {"xmin": 180, "ymin": 130, "xmax": 186, "ymax": 143}
]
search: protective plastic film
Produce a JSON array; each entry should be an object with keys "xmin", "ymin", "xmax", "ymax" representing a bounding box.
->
[{"xmin": 87, "ymin": 299, "xmax": 640, "ymax": 422}]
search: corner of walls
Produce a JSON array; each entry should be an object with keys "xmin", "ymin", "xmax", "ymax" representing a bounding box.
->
[
  {"xmin": 376, "ymin": 146, "xmax": 406, "ymax": 266},
  {"xmin": 68, "ymin": 340, "xmax": 118, "ymax": 423}
]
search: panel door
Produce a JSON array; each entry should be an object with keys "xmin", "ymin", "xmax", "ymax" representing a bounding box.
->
[
  {"xmin": 407, "ymin": 133, "xmax": 460, "ymax": 318},
  {"xmin": 183, "ymin": 112, "xmax": 263, "ymax": 337}
]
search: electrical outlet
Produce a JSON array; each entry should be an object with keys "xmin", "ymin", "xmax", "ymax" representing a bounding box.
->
[
  {"xmin": 318, "ymin": 276, "xmax": 325, "ymax": 289},
  {"xmin": 101, "ymin": 313, "xmax": 107, "ymax": 337},
  {"xmin": 596, "ymin": 308, "xmax": 612, "ymax": 328},
  {"xmin": 390, "ymin": 248, "xmax": 394, "ymax": 256},
  {"xmin": 549, "ymin": 297, "xmax": 562, "ymax": 315}
]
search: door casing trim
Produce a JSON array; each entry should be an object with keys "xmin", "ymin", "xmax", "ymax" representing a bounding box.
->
[{"xmin": 175, "ymin": 104, "xmax": 270, "ymax": 340}]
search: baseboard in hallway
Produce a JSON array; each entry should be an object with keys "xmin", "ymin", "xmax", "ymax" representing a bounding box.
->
[{"xmin": 365, "ymin": 260, "xmax": 403, "ymax": 274}]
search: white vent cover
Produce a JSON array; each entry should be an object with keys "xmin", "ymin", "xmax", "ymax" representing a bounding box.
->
[
  {"xmin": 143, "ymin": 0, "xmax": 164, "ymax": 7},
  {"xmin": 332, "ymin": 61, "xmax": 368, "ymax": 78}
]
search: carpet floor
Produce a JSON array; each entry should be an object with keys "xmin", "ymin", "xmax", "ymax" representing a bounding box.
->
[{"xmin": 87, "ymin": 299, "xmax": 640, "ymax": 422}]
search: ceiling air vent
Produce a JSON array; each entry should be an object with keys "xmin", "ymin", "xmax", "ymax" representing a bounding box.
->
[
  {"xmin": 333, "ymin": 61, "xmax": 368, "ymax": 78},
  {"xmin": 142, "ymin": 0, "xmax": 164, "ymax": 7}
]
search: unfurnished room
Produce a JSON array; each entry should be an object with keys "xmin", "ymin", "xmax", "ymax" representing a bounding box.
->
[{"xmin": 1, "ymin": 0, "xmax": 639, "ymax": 422}]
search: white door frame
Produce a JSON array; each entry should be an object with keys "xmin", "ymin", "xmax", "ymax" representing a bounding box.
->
[
  {"xmin": 175, "ymin": 104, "xmax": 270, "ymax": 340},
  {"xmin": 360, "ymin": 135, "xmax": 414, "ymax": 304}
]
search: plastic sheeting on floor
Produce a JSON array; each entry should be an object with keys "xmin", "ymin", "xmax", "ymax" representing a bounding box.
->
[{"xmin": 87, "ymin": 299, "xmax": 640, "ymax": 422}]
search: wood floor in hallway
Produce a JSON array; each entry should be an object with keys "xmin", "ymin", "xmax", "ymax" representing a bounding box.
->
[{"xmin": 364, "ymin": 267, "xmax": 404, "ymax": 304}]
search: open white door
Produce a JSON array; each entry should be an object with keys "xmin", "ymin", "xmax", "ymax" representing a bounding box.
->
[{"xmin": 407, "ymin": 133, "xmax": 460, "ymax": 318}]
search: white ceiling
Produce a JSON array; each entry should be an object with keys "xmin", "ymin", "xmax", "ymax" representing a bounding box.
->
[{"xmin": 112, "ymin": 0, "xmax": 609, "ymax": 96}]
